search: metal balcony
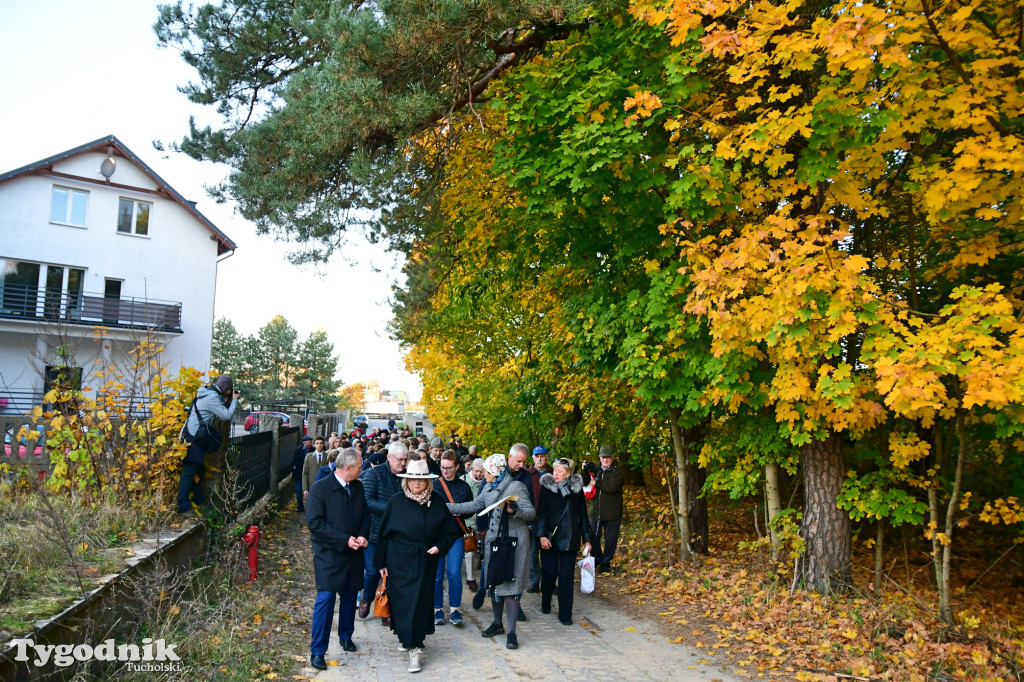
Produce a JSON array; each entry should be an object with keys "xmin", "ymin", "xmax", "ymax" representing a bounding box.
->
[{"xmin": 0, "ymin": 282, "xmax": 182, "ymax": 332}]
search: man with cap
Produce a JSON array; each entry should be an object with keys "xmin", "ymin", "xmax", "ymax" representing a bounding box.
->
[
  {"xmin": 426, "ymin": 435, "xmax": 445, "ymax": 477},
  {"xmin": 526, "ymin": 446, "xmax": 552, "ymax": 592},
  {"xmin": 588, "ymin": 446, "xmax": 625, "ymax": 573},
  {"xmin": 292, "ymin": 435, "xmax": 314, "ymax": 513},
  {"xmin": 177, "ymin": 375, "xmax": 239, "ymax": 515}
]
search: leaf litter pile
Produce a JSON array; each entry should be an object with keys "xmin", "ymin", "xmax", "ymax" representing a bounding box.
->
[{"xmin": 606, "ymin": 491, "xmax": 1024, "ymax": 681}]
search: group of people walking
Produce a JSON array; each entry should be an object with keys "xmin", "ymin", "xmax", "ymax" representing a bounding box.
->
[{"xmin": 300, "ymin": 430, "xmax": 625, "ymax": 673}]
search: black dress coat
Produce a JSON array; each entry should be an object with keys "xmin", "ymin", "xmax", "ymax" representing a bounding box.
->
[
  {"xmin": 306, "ymin": 474, "xmax": 371, "ymax": 592},
  {"xmin": 373, "ymin": 490, "xmax": 462, "ymax": 647},
  {"xmin": 535, "ymin": 474, "xmax": 592, "ymax": 553}
]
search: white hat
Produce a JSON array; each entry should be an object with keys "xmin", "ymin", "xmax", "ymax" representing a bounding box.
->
[{"xmin": 397, "ymin": 459, "xmax": 438, "ymax": 479}]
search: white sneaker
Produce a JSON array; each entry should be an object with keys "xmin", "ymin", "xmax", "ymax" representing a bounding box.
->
[
  {"xmin": 408, "ymin": 648, "xmax": 422, "ymax": 673},
  {"xmin": 398, "ymin": 643, "xmax": 407, "ymax": 652}
]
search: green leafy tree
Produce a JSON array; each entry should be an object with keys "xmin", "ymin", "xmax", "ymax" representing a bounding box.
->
[
  {"xmin": 295, "ymin": 328, "xmax": 341, "ymax": 409},
  {"xmin": 253, "ymin": 315, "xmax": 299, "ymax": 399},
  {"xmin": 155, "ymin": 0, "xmax": 618, "ymax": 261}
]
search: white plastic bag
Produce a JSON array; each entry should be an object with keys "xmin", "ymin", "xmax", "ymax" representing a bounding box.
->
[{"xmin": 578, "ymin": 553, "xmax": 596, "ymax": 594}]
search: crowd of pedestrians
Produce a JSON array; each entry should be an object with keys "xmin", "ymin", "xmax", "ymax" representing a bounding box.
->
[{"xmin": 300, "ymin": 426, "xmax": 625, "ymax": 674}]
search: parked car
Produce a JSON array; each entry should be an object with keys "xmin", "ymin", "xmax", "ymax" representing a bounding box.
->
[
  {"xmin": 244, "ymin": 411, "xmax": 291, "ymax": 434},
  {"xmin": 353, "ymin": 414, "xmax": 368, "ymax": 428},
  {"xmin": 3, "ymin": 425, "xmax": 44, "ymax": 457}
]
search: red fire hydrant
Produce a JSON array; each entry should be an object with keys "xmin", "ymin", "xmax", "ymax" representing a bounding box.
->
[{"xmin": 242, "ymin": 525, "xmax": 262, "ymax": 583}]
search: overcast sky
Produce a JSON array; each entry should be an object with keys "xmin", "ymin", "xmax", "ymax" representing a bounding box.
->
[{"xmin": 0, "ymin": 0, "xmax": 423, "ymax": 401}]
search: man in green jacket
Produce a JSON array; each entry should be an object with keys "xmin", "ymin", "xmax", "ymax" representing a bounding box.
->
[{"xmin": 587, "ymin": 446, "xmax": 625, "ymax": 574}]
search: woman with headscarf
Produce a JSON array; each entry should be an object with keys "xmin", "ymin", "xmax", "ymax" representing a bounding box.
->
[
  {"xmin": 374, "ymin": 459, "xmax": 462, "ymax": 673},
  {"xmin": 535, "ymin": 457, "xmax": 592, "ymax": 625},
  {"xmin": 446, "ymin": 453, "xmax": 535, "ymax": 650}
]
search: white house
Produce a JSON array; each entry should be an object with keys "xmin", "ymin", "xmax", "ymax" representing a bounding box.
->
[{"xmin": 0, "ymin": 135, "xmax": 235, "ymax": 413}]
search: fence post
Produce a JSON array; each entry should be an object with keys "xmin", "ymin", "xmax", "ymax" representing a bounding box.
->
[
  {"xmin": 266, "ymin": 416, "xmax": 282, "ymax": 493},
  {"xmin": 310, "ymin": 414, "xmax": 324, "ymax": 439}
]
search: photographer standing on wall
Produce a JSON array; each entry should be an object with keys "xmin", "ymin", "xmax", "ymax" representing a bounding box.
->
[{"xmin": 178, "ymin": 375, "xmax": 239, "ymax": 516}]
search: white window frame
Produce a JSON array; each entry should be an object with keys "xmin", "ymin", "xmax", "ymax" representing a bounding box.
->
[
  {"xmin": 116, "ymin": 197, "xmax": 152, "ymax": 237},
  {"xmin": 50, "ymin": 186, "xmax": 89, "ymax": 227}
]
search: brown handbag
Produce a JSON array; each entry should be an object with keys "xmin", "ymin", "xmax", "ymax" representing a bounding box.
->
[
  {"xmin": 439, "ymin": 477, "xmax": 479, "ymax": 553},
  {"xmin": 374, "ymin": 575, "xmax": 390, "ymax": 618}
]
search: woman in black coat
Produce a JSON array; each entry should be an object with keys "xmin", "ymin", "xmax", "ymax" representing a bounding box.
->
[
  {"xmin": 535, "ymin": 457, "xmax": 592, "ymax": 626},
  {"xmin": 374, "ymin": 459, "xmax": 461, "ymax": 673}
]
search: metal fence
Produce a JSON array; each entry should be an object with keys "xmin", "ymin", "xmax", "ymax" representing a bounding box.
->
[
  {"xmin": 226, "ymin": 430, "xmax": 273, "ymax": 511},
  {"xmin": 4, "ymin": 412, "xmax": 303, "ymax": 516}
]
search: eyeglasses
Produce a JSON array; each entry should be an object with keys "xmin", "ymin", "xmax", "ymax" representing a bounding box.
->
[
  {"xmin": 440, "ymin": 465, "xmax": 457, "ymax": 472},
  {"xmin": 391, "ymin": 456, "xmax": 409, "ymax": 464},
  {"xmin": 555, "ymin": 458, "xmax": 571, "ymax": 466}
]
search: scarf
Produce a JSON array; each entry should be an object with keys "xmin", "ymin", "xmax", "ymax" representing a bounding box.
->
[
  {"xmin": 487, "ymin": 469, "xmax": 507, "ymax": 491},
  {"xmin": 404, "ymin": 486, "xmax": 432, "ymax": 507},
  {"xmin": 557, "ymin": 477, "xmax": 573, "ymax": 497}
]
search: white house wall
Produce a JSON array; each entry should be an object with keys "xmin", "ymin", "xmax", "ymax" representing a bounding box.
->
[{"xmin": 0, "ymin": 149, "xmax": 225, "ymax": 399}]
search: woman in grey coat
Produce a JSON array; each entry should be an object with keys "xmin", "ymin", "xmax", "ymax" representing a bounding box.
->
[{"xmin": 447, "ymin": 453, "xmax": 535, "ymax": 650}]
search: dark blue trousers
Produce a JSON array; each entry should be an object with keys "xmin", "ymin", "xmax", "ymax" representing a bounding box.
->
[{"xmin": 310, "ymin": 585, "xmax": 358, "ymax": 656}]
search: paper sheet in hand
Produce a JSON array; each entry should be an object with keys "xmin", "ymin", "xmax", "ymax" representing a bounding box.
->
[{"xmin": 480, "ymin": 494, "xmax": 518, "ymax": 516}]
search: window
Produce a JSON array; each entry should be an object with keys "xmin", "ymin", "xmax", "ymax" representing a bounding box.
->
[
  {"xmin": 117, "ymin": 198, "xmax": 151, "ymax": 235},
  {"xmin": 0, "ymin": 261, "xmax": 40, "ymax": 316},
  {"xmin": 50, "ymin": 186, "xmax": 88, "ymax": 226}
]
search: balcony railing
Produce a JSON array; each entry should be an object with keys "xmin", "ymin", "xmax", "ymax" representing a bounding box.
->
[
  {"xmin": 0, "ymin": 283, "xmax": 182, "ymax": 332},
  {"xmin": 0, "ymin": 389, "xmax": 44, "ymax": 416}
]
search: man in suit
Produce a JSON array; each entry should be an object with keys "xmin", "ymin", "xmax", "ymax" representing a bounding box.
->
[
  {"xmin": 302, "ymin": 436, "xmax": 327, "ymax": 504},
  {"xmin": 306, "ymin": 447, "xmax": 370, "ymax": 670}
]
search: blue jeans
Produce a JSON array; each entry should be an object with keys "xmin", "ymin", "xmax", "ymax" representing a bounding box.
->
[
  {"xmin": 361, "ymin": 542, "xmax": 379, "ymax": 607},
  {"xmin": 434, "ymin": 538, "xmax": 464, "ymax": 609},
  {"xmin": 310, "ymin": 586, "xmax": 357, "ymax": 655},
  {"xmin": 176, "ymin": 458, "xmax": 205, "ymax": 513}
]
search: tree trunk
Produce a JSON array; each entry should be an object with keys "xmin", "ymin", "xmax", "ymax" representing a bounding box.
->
[
  {"xmin": 668, "ymin": 408, "xmax": 693, "ymax": 563},
  {"xmin": 683, "ymin": 423, "xmax": 709, "ymax": 555},
  {"xmin": 874, "ymin": 520, "xmax": 884, "ymax": 591},
  {"xmin": 795, "ymin": 433, "xmax": 852, "ymax": 593},
  {"xmin": 937, "ymin": 409, "xmax": 966, "ymax": 623},
  {"xmin": 765, "ymin": 462, "xmax": 783, "ymax": 562}
]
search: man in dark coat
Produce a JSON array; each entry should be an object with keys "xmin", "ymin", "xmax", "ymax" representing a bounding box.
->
[
  {"xmin": 588, "ymin": 445, "xmax": 626, "ymax": 573},
  {"xmin": 292, "ymin": 435, "xmax": 313, "ymax": 513},
  {"xmin": 357, "ymin": 441, "xmax": 408, "ymax": 621},
  {"xmin": 306, "ymin": 448, "xmax": 370, "ymax": 670}
]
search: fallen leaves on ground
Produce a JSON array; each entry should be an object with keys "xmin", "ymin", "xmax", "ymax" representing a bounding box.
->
[{"xmin": 614, "ymin": 491, "xmax": 1024, "ymax": 681}]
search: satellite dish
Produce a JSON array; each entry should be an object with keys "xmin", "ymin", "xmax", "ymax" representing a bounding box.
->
[{"xmin": 100, "ymin": 156, "xmax": 116, "ymax": 178}]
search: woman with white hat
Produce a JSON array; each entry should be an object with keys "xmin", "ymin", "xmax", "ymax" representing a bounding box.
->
[
  {"xmin": 374, "ymin": 459, "xmax": 462, "ymax": 673},
  {"xmin": 446, "ymin": 453, "xmax": 536, "ymax": 650}
]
